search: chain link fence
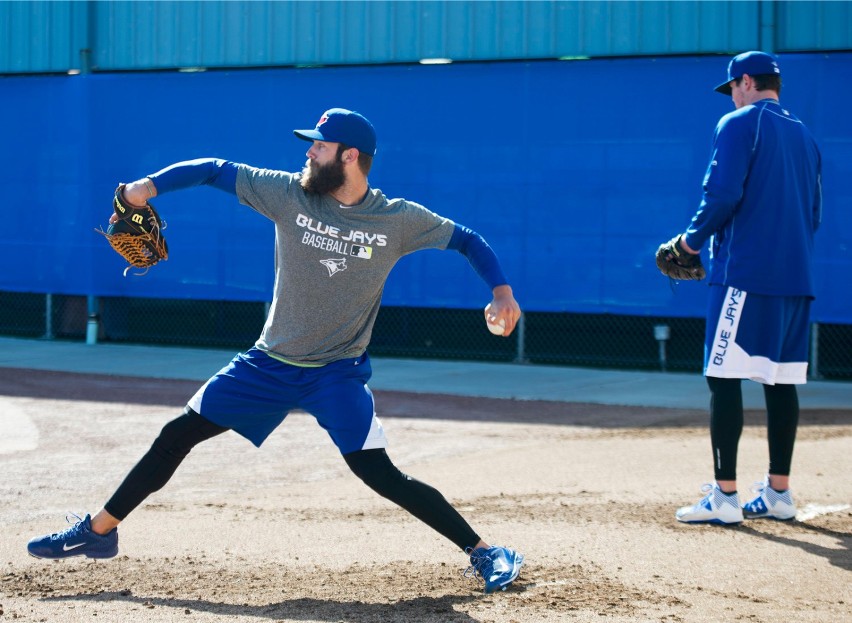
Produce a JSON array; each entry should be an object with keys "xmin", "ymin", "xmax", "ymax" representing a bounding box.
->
[{"xmin": 2, "ymin": 291, "xmax": 850, "ymax": 380}]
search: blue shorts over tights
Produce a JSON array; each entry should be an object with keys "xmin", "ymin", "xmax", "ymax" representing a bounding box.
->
[{"xmin": 187, "ymin": 348, "xmax": 388, "ymax": 453}]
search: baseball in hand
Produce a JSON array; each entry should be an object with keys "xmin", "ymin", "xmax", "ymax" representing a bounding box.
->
[{"xmin": 487, "ymin": 318, "xmax": 506, "ymax": 336}]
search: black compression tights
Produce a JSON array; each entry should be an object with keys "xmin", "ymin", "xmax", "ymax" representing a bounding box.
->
[
  {"xmin": 104, "ymin": 408, "xmax": 228, "ymax": 520},
  {"xmin": 344, "ymin": 448, "xmax": 481, "ymax": 552},
  {"xmin": 707, "ymin": 377, "xmax": 800, "ymax": 482},
  {"xmin": 104, "ymin": 409, "xmax": 482, "ymax": 552}
]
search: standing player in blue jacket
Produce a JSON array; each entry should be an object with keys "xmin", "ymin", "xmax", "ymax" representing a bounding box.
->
[
  {"xmin": 26, "ymin": 108, "xmax": 524, "ymax": 593},
  {"xmin": 667, "ymin": 52, "xmax": 822, "ymax": 525}
]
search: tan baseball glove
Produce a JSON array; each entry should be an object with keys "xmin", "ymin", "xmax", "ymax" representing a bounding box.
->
[{"xmin": 96, "ymin": 184, "xmax": 168, "ymax": 276}]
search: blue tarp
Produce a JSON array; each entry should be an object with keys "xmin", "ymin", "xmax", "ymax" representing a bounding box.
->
[{"xmin": 2, "ymin": 53, "xmax": 850, "ymax": 322}]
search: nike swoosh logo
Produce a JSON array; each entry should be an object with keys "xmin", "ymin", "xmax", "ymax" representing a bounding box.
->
[{"xmin": 63, "ymin": 542, "xmax": 86, "ymax": 551}]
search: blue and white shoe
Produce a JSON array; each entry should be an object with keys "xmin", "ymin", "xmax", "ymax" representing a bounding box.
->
[
  {"xmin": 675, "ymin": 483, "xmax": 743, "ymax": 525},
  {"xmin": 27, "ymin": 513, "xmax": 118, "ymax": 559},
  {"xmin": 464, "ymin": 546, "xmax": 524, "ymax": 593},
  {"xmin": 742, "ymin": 476, "xmax": 796, "ymax": 521}
]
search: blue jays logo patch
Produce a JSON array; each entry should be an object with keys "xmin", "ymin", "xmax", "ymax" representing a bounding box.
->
[{"xmin": 320, "ymin": 258, "xmax": 347, "ymax": 276}]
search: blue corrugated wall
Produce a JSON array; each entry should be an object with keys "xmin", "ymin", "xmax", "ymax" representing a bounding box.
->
[
  {"xmin": 2, "ymin": 54, "xmax": 850, "ymax": 322},
  {"xmin": 3, "ymin": 1, "xmax": 852, "ymax": 74}
]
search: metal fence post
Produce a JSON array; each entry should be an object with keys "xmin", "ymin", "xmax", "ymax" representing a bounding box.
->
[
  {"xmin": 654, "ymin": 324, "xmax": 671, "ymax": 372},
  {"xmin": 514, "ymin": 314, "xmax": 527, "ymax": 364},
  {"xmin": 43, "ymin": 293, "xmax": 54, "ymax": 339},
  {"xmin": 86, "ymin": 295, "xmax": 100, "ymax": 345},
  {"xmin": 809, "ymin": 322, "xmax": 821, "ymax": 380}
]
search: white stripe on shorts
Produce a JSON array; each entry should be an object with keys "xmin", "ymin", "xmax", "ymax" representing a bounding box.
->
[
  {"xmin": 361, "ymin": 414, "xmax": 388, "ymax": 450},
  {"xmin": 706, "ymin": 287, "xmax": 807, "ymax": 385}
]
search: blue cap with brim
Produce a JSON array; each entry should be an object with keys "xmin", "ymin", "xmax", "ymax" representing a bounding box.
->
[
  {"xmin": 715, "ymin": 51, "xmax": 781, "ymax": 95},
  {"xmin": 294, "ymin": 108, "xmax": 377, "ymax": 156}
]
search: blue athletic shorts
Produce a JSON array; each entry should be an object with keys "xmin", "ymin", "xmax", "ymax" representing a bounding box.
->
[
  {"xmin": 704, "ymin": 285, "xmax": 811, "ymax": 385},
  {"xmin": 187, "ymin": 348, "xmax": 388, "ymax": 453}
]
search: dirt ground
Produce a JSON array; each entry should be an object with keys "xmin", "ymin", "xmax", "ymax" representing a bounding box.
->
[{"xmin": 1, "ymin": 367, "xmax": 850, "ymax": 623}]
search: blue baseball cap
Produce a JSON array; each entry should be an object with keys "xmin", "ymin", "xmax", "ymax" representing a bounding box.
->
[
  {"xmin": 715, "ymin": 51, "xmax": 781, "ymax": 95},
  {"xmin": 294, "ymin": 108, "xmax": 377, "ymax": 156}
]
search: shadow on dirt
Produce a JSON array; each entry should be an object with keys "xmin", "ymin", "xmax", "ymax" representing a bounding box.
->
[
  {"xmin": 737, "ymin": 520, "xmax": 852, "ymax": 572},
  {"xmin": 43, "ymin": 591, "xmax": 481, "ymax": 622}
]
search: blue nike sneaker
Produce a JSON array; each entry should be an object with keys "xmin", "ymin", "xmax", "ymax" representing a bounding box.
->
[
  {"xmin": 27, "ymin": 513, "xmax": 118, "ymax": 559},
  {"xmin": 465, "ymin": 546, "xmax": 524, "ymax": 593}
]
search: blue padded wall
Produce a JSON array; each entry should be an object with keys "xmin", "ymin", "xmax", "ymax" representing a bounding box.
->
[{"xmin": 2, "ymin": 53, "xmax": 850, "ymax": 322}]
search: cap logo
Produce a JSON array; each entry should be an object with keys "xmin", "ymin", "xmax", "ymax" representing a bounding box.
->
[{"xmin": 294, "ymin": 108, "xmax": 377, "ymax": 156}]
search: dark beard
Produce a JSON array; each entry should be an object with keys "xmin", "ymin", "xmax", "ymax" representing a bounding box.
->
[{"xmin": 300, "ymin": 158, "xmax": 345, "ymax": 195}]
